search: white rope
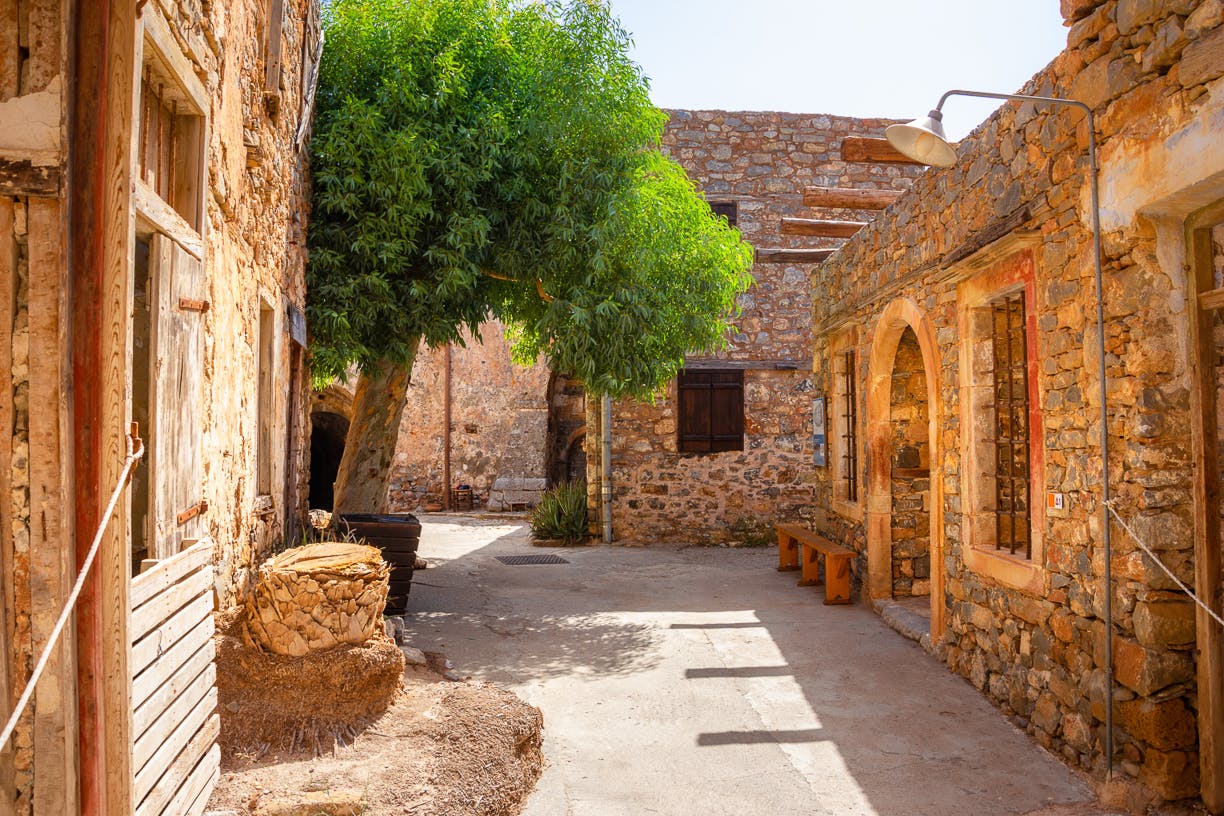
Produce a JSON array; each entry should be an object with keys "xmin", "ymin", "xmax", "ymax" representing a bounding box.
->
[
  {"xmin": 1106, "ymin": 500, "xmax": 1224, "ymax": 630},
  {"xmin": 0, "ymin": 433, "xmax": 145, "ymax": 751}
]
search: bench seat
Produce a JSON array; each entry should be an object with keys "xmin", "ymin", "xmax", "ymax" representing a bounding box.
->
[{"xmin": 776, "ymin": 523, "xmax": 853, "ymax": 605}]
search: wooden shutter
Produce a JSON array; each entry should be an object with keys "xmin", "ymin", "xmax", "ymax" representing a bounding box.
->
[
  {"xmin": 152, "ymin": 236, "xmax": 206, "ymax": 558},
  {"xmin": 678, "ymin": 370, "xmax": 744, "ymax": 453}
]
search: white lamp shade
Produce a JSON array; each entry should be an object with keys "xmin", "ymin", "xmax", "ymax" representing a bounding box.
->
[{"xmin": 885, "ymin": 110, "xmax": 958, "ymax": 168}]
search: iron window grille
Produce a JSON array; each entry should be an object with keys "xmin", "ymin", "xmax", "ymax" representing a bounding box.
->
[
  {"xmin": 842, "ymin": 349, "xmax": 858, "ymax": 502},
  {"xmin": 991, "ymin": 291, "xmax": 1031, "ymax": 558}
]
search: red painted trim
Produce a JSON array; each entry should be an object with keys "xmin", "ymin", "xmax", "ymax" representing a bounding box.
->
[{"xmin": 69, "ymin": 1, "xmax": 112, "ymax": 812}]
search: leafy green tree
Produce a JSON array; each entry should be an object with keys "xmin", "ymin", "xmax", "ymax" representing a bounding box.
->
[{"xmin": 310, "ymin": 0, "xmax": 753, "ymax": 512}]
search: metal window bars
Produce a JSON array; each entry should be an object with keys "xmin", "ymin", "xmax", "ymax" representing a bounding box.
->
[
  {"xmin": 991, "ymin": 292, "xmax": 1031, "ymax": 558},
  {"xmin": 842, "ymin": 349, "xmax": 858, "ymax": 502}
]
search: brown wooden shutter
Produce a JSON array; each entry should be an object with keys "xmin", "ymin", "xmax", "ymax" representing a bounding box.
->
[
  {"xmin": 152, "ymin": 236, "xmax": 206, "ymax": 557},
  {"xmin": 678, "ymin": 369, "xmax": 744, "ymax": 453}
]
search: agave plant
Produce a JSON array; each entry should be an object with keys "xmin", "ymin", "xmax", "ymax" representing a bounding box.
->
[{"xmin": 530, "ymin": 480, "xmax": 589, "ymax": 543}]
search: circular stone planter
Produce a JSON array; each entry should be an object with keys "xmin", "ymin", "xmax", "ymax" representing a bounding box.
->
[{"xmin": 338, "ymin": 513, "xmax": 422, "ymax": 615}]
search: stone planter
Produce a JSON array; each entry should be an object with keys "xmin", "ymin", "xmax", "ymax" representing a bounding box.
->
[{"xmin": 338, "ymin": 513, "xmax": 421, "ymax": 614}]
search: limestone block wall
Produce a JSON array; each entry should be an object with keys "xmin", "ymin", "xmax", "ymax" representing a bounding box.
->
[
  {"xmin": 811, "ymin": 0, "xmax": 1224, "ymax": 800},
  {"xmin": 387, "ymin": 323, "xmax": 551, "ymax": 511},
  {"xmin": 601, "ymin": 109, "xmax": 927, "ymax": 544}
]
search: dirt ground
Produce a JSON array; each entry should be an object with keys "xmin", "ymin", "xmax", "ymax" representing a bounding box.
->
[{"xmin": 207, "ymin": 657, "xmax": 544, "ymax": 816}]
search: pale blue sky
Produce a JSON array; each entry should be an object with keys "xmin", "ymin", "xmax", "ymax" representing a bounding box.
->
[{"xmin": 609, "ymin": 0, "xmax": 1069, "ymax": 141}]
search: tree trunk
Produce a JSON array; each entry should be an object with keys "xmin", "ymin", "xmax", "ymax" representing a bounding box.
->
[{"xmin": 332, "ymin": 354, "xmax": 416, "ymax": 515}]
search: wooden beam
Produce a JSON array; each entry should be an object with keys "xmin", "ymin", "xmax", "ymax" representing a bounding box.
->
[
  {"xmin": 841, "ymin": 137, "xmax": 923, "ymax": 165},
  {"xmin": 1198, "ymin": 287, "xmax": 1224, "ymax": 312},
  {"xmin": 803, "ymin": 186, "xmax": 903, "ymax": 210},
  {"xmin": 754, "ymin": 248, "xmax": 835, "ymax": 264},
  {"xmin": 941, "ymin": 207, "xmax": 1032, "ymax": 269},
  {"xmin": 781, "ymin": 218, "xmax": 867, "ymax": 238},
  {"xmin": 683, "ymin": 358, "xmax": 812, "ymax": 371},
  {"xmin": 0, "ymin": 157, "xmax": 61, "ymax": 196}
]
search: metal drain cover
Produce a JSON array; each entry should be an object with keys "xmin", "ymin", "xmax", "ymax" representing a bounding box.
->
[{"xmin": 495, "ymin": 554, "xmax": 570, "ymax": 565}]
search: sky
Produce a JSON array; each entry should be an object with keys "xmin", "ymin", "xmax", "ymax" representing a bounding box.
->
[{"xmin": 608, "ymin": 0, "xmax": 1069, "ymax": 141}]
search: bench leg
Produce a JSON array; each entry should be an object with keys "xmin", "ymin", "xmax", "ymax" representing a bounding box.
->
[
  {"xmin": 797, "ymin": 546, "xmax": 823, "ymax": 587},
  {"xmin": 823, "ymin": 554, "xmax": 852, "ymax": 605},
  {"xmin": 777, "ymin": 531, "xmax": 800, "ymax": 571}
]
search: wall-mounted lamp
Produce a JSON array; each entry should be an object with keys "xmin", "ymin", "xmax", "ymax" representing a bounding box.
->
[{"xmin": 886, "ymin": 89, "xmax": 1114, "ymax": 778}]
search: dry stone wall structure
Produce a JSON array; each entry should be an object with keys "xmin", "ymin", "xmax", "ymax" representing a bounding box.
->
[
  {"xmin": 591, "ymin": 110, "xmax": 927, "ymax": 545},
  {"xmin": 811, "ymin": 0, "xmax": 1224, "ymax": 805}
]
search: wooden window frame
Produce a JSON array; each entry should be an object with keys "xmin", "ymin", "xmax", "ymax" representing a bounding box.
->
[
  {"xmin": 709, "ymin": 201, "xmax": 738, "ymax": 228},
  {"xmin": 957, "ymin": 249, "xmax": 1046, "ymax": 594},
  {"xmin": 828, "ymin": 325, "xmax": 864, "ymax": 521},
  {"xmin": 677, "ymin": 369, "xmax": 744, "ymax": 453}
]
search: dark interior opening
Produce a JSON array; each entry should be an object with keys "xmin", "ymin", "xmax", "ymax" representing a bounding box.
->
[{"xmin": 310, "ymin": 411, "xmax": 349, "ymax": 511}]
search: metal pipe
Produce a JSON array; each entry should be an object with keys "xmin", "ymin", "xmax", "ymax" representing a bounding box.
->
[
  {"xmin": 934, "ymin": 89, "xmax": 1111, "ymax": 778},
  {"xmin": 601, "ymin": 395, "xmax": 613, "ymax": 544},
  {"xmin": 443, "ymin": 343, "xmax": 452, "ymax": 511}
]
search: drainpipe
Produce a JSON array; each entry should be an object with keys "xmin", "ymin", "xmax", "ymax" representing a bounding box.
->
[
  {"xmin": 601, "ymin": 395, "xmax": 613, "ymax": 544},
  {"xmin": 443, "ymin": 343, "xmax": 452, "ymax": 510}
]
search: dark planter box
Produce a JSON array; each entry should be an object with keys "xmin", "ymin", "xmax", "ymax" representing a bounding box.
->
[{"xmin": 338, "ymin": 513, "xmax": 421, "ymax": 615}]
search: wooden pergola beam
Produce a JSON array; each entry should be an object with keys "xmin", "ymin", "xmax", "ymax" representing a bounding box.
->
[
  {"xmin": 781, "ymin": 218, "xmax": 866, "ymax": 238},
  {"xmin": 841, "ymin": 137, "xmax": 924, "ymax": 164},
  {"xmin": 802, "ymin": 186, "xmax": 902, "ymax": 210},
  {"xmin": 754, "ymin": 248, "xmax": 835, "ymax": 264}
]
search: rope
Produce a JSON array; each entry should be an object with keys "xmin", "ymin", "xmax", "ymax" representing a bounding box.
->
[
  {"xmin": 1106, "ymin": 499, "xmax": 1224, "ymax": 630},
  {"xmin": 0, "ymin": 432, "xmax": 145, "ymax": 751}
]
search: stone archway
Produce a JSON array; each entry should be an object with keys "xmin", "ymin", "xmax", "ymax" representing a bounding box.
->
[{"xmin": 865, "ymin": 297, "xmax": 944, "ymax": 639}]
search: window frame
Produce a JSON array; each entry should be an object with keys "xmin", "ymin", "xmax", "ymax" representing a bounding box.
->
[
  {"xmin": 676, "ymin": 368, "xmax": 745, "ymax": 454},
  {"xmin": 828, "ymin": 326, "xmax": 864, "ymax": 521},
  {"xmin": 957, "ymin": 249, "xmax": 1046, "ymax": 593}
]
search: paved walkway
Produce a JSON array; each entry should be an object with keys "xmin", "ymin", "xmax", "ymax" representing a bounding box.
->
[{"xmin": 401, "ymin": 516, "xmax": 1099, "ymax": 816}]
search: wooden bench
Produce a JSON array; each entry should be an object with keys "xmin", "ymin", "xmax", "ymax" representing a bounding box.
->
[{"xmin": 776, "ymin": 523, "xmax": 853, "ymax": 605}]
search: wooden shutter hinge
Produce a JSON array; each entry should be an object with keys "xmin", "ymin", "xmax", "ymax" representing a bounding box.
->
[
  {"xmin": 178, "ymin": 297, "xmax": 210, "ymax": 313},
  {"xmin": 177, "ymin": 500, "xmax": 209, "ymax": 525}
]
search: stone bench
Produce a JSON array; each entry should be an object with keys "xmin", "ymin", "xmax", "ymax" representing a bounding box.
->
[{"xmin": 775, "ymin": 523, "xmax": 853, "ymax": 605}]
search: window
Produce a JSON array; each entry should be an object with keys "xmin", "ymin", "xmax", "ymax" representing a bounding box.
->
[
  {"xmin": 990, "ymin": 292, "xmax": 1031, "ymax": 557},
  {"xmin": 828, "ymin": 327, "xmax": 862, "ymax": 518},
  {"xmin": 957, "ymin": 246, "xmax": 1045, "ymax": 593},
  {"xmin": 677, "ymin": 369, "xmax": 744, "ymax": 453},
  {"xmin": 709, "ymin": 201, "xmax": 738, "ymax": 228},
  {"xmin": 257, "ymin": 301, "xmax": 276, "ymax": 496}
]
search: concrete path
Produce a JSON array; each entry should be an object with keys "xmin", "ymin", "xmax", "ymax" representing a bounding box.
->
[{"xmin": 401, "ymin": 516, "xmax": 1098, "ymax": 816}]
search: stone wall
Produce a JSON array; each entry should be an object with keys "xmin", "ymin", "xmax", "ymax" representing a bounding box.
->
[
  {"xmin": 387, "ymin": 323, "xmax": 552, "ymax": 511},
  {"xmin": 598, "ymin": 109, "xmax": 927, "ymax": 544},
  {"xmin": 811, "ymin": 0, "xmax": 1224, "ymax": 801},
  {"xmin": 889, "ymin": 328, "xmax": 930, "ymax": 598}
]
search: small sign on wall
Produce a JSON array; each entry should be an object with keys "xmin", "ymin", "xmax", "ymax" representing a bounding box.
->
[{"xmin": 812, "ymin": 396, "xmax": 827, "ymax": 467}]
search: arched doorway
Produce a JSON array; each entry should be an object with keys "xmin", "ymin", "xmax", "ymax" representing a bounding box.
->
[
  {"xmin": 865, "ymin": 297, "xmax": 944, "ymax": 639},
  {"xmin": 310, "ymin": 411, "xmax": 349, "ymax": 511}
]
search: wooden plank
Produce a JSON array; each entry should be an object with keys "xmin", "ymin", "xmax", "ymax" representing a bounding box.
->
[
  {"xmin": 682, "ymin": 357, "xmax": 811, "ymax": 371},
  {"xmin": 0, "ymin": 192, "xmax": 15, "ymax": 816},
  {"xmin": 1182, "ymin": 24, "xmax": 1224, "ymax": 88},
  {"xmin": 133, "ymin": 660, "xmax": 213, "ymax": 769},
  {"xmin": 841, "ymin": 136, "xmax": 923, "ymax": 164},
  {"xmin": 131, "ymin": 615, "xmax": 213, "ymax": 704},
  {"xmin": 941, "ymin": 207, "xmax": 1033, "ymax": 270},
  {"xmin": 135, "ymin": 180, "xmax": 203, "ymax": 260},
  {"xmin": 132, "ymin": 641, "xmax": 214, "ymax": 738},
  {"xmin": 133, "ymin": 692, "xmax": 216, "ymax": 810},
  {"xmin": 802, "ymin": 186, "xmax": 902, "ymax": 210},
  {"xmin": 0, "ymin": 158, "xmax": 60, "ymax": 196},
  {"xmin": 781, "ymin": 217, "xmax": 866, "ymax": 238},
  {"xmin": 754, "ymin": 248, "xmax": 835, "ymax": 264},
  {"xmin": 131, "ymin": 538, "xmax": 211, "ymax": 609},
  {"xmin": 140, "ymin": 3, "xmax": 208, "ymax": 114},
  {"xmin": 27, "ymin": 196, "xmax": 80, "ymax": 816},
  {"xmin": 130, "ymin": 571, "xmax": 213, "ymax": 655},
  {"xmin": 1198, "ymin": 286, "xmax": 1224, "ymax": 311},
  {"xmin": 265, "ymin": 0, "xmax": 285, "ymax": 94},
  {"xmin": 182, "ymin": 757, "xmax": 220, "ymax": 816}
]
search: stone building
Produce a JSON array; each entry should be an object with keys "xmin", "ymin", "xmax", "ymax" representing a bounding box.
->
[
  {"xmin": 0, "ymin": 0, "xmax": 317, "ymax": 812},
  {"xmin": 585, "ymin": 110, "xmax": 927, "ymax": 544},
  {"xmin": 807, "ymin": 0, "xmax": 1223, "ymax": 807}
]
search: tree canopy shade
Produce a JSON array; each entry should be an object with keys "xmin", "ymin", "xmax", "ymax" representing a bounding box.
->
[{"xmin": 307, "ymin": 0, "xmax": 754, "ymax": 401}]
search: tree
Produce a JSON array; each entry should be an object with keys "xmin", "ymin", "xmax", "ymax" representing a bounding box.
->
[{"xmin": 309, "ymin": 0, "xmax": 753, "ymax": 513}]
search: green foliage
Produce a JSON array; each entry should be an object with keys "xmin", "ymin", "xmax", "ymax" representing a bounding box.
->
[
  {"xmin": 529, "ymin": 481, "xmax": 589, "ymax": 542},
  {"xmin": 309, "ymin": 0, "xmax": 753, "ymax": 397}
]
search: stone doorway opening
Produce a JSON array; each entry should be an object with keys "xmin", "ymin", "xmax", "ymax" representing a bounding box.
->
[
  {"xmin": 866, "ymin": 297, "xmax": 944, "ymax": 641},
  {"xmin": 888, "ymin": 327, "xmax": 931, "ymax": 601},
  {"xmin": 310, "ymin": 411, "xmax": 349, "ymax": 511}
]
